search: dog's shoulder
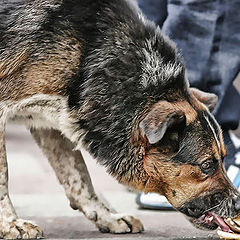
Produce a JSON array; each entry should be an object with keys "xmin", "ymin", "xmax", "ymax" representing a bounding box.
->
[{"xmin": 0, "ymin": 0, "xmax": 83, "ymax": 101}]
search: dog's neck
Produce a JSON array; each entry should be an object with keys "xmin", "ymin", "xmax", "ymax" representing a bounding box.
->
[{"xmin": 64, "ymin": 0, "xmax": 187, "ymax": 183}]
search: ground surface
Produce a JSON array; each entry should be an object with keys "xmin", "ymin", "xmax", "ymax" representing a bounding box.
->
[{"xmin": 5, "ymin": 124, "xmax": 225, "ymax": 239}]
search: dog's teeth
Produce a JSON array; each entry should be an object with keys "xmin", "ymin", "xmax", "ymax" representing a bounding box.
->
[{"xmin": 209, "ymin": 216, "xmax": 214, "ymax": 222}]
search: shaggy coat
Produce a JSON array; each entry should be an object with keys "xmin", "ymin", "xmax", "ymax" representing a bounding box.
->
[{"xmin": 0, "ymin": 0, "xmax": 240, "ymax": 239}]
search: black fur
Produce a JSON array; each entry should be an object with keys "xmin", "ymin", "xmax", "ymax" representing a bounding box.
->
[
  {"xmin": 65, "ymin": 0, "xmax": 187, "ymax": 178},
  {"xmin": 172, "ymin": 111, "xmax": 219, "ymax": 165}
]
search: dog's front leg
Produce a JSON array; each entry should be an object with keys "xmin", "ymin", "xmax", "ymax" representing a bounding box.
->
[
  {"xmin": 0, "ymin": 112, "xmax": 43, "ymax": 239},
  {"xmin": 31, "ymin": 128, "xmax": 143, "ymax": 234}
]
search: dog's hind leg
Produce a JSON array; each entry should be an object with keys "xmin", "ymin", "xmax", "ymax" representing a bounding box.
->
[
  {"xmin": 0, "ymin": 109, "xmax": 43, "ymax": 239},
  {"xmin": 31, "ymin": 128, "xmax": 144, "ymax": 234}
]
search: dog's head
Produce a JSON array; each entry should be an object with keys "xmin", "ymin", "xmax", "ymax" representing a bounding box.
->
[{"xmin": 135, "ymin": 87, "xmax": 240, "ymax": 231}]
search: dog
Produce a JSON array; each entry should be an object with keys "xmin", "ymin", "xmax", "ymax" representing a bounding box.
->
[{"xmin": 0, "ymin": 0, "xmax": 240, "ymax": 239}]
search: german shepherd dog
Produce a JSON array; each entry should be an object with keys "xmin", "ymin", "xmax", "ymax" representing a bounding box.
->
[{"xmin": 0, "ymin": 0, "xmax": 240, "ymax": 239}]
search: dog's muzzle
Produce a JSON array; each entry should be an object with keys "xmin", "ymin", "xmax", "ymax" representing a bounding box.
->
[{"xmin": 177, "ymin": 192, "xmax": 240, "ymax": 232}]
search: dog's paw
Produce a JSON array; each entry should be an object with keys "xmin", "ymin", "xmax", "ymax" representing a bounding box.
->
[
  {"xmin": 0, "ymin": 219, "xmax": 44, "ymax": 239},
  {"xmin": 97, "ymin": 213, "xmax": 144, "ymax": 234}
]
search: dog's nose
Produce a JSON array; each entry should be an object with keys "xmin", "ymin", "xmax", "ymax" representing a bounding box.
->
[{"xmin": 233, "ymin": 196, "xmax": 240, "ymax": 212}]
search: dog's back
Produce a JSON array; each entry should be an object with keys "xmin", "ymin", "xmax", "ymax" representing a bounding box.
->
[
  {"xmin": 0, "ymin": 0, "xmax": 83, "ymax": 101},
  {"xmin": 0, "ymin": 0, "xmax": 139, "ymax": 100},
  {"xmin": 0, "ymin": 0, "xmax": 178, "ymax": 101}
]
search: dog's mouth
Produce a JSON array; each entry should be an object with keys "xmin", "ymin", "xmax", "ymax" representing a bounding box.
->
[
  {"xmin": 197, "ymin": 212, "xmax": 230, "ymax": 231},
  {"xmin": 178, "ymin": 193, "xmax": 240, "ymax": 238},
  {"xmin": 195, "ymin": 212, "xmax": 240, "ymax": 239}
]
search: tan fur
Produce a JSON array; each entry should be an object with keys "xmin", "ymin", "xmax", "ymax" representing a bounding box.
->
[
  {"xmin": 129, "ymin": 96, "xmax": 228, "ymax": 208},
  {"xmin": 0, "ymin": 35, "xmax": 81, "ymax": 101},
  {"xmin": 118, "ymin": 163, "xmax": 149, "ymax": 192},
  {"xmin": 128, "ymin": 99, "xmax": 199, "ymax": 195},
  {"xmin": 130, "ymin": 99, "xmax": 198, "ymax": 150},
  {"xmin": 0, "ymin": 51, "xmax": 28, "ymax": 80},
  {"xmin": 219, "ymin": 130, "xmax": 227, "ymax": 158},
  {"xmin": 172, "ymin": 100, "xmax": 198, "ymax": 124},
  {"xmin": 144, "ymin": 100, "xmax": 198, "ymax": 125},
  {"xmin": 212, "ymin": 140, "xmax": 222, "ymax": 160},
  {"xmin": 190, "ymin": 93, "xmax": 208, "ymax": 112},
  {"xmin": 143, "ymin": 151, "xmax": 229, "ymax": 208}
]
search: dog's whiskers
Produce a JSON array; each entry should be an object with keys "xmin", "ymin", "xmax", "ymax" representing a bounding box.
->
[{"xmin": 203, "ymin": 198, "xmax": 228, "ymax": 216}]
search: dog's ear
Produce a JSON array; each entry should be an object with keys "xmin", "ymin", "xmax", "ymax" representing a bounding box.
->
[
  {"xmin": 190, "ymin": 88, "xmax": 218, "ymax": 112},
  {"xmin": 140, "ymin": 101, "xmax": 186, "ymax": 145}
]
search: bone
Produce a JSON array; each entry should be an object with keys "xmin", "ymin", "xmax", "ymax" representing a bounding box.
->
[
  {"xmin": 225, "ymin": 218, "xmax": 240, "ymax": 233},
  {"xmin": 218, "ymin": 230, "xmax": 240, "ymax": 239}
]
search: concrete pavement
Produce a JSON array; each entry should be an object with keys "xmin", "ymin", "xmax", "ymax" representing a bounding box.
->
[{"xmin": 6, "ymin": 124, "xmax": 220, "ymax": 239}]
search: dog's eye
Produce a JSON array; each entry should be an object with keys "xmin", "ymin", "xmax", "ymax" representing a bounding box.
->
[
  {"xmin": 200, "ymin": 160, "xmax": 217, "ymax": 175},
  {"xmin": 201, "ymin": 161, "xmax": 212, "ymax": 170}
]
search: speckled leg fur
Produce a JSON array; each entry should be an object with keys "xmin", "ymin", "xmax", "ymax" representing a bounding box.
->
[
  {"xmin": 0, "ymin": 110, "xmax": 43, "ymax": 239},
  {"xmin": 31, "ymin": 128, "xmax": 143, "ymax": 234}
]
